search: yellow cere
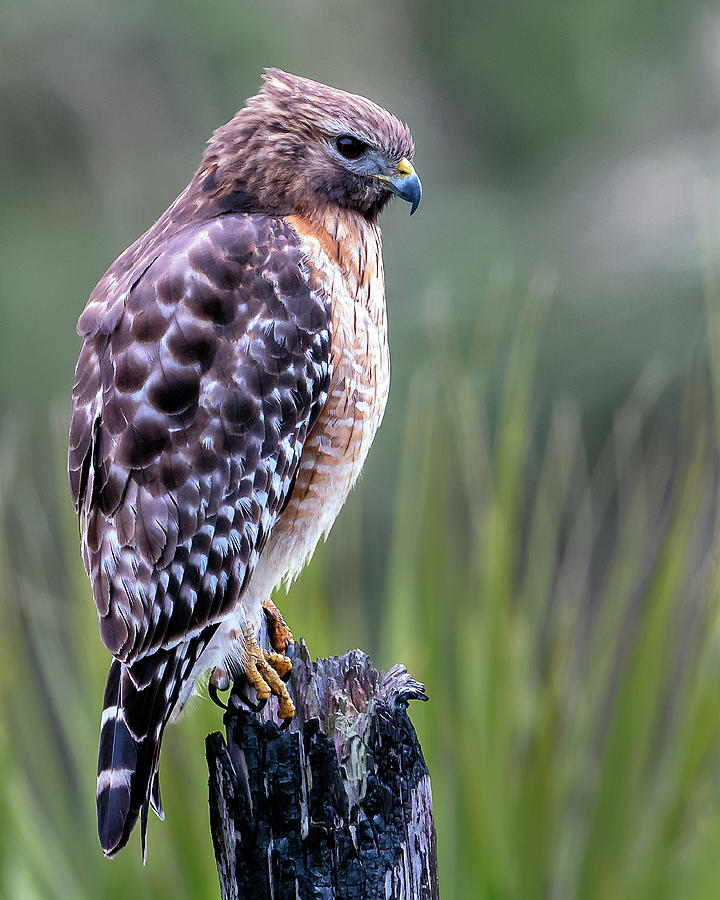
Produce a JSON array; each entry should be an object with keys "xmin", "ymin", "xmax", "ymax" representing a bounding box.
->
[{"xmin": 396, "ymin": 157, "xmax": 415, "ymax": 177}]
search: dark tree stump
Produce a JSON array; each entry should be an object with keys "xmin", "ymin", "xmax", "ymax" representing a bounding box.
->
[{"xmin": 206, "ymin": 641, "xmax": 439, "ymax": 900}]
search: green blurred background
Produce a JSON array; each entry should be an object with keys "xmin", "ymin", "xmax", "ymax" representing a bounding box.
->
[{"xmin": 3, "ymin": 1, "xmax": 720, "ymax": 897}]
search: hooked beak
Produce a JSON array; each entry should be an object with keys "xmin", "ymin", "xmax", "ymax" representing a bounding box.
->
[{"xmin": 375, "ymin": 157, "xmax": 422, "ymax": 215}]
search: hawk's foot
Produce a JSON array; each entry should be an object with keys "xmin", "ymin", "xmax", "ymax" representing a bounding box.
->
[
  {"xmin": 262, "ymin": 599, "xmax": 295, "ymax": 657},
  {"xmin": 241, "ymin": 623, "xmax": 295, "ymax": 720}
]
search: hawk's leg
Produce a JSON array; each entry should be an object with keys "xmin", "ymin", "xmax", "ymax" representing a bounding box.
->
[
  {"xmin": 240, "ymin": 623, "xmax": 295, "ymax": 718},
  {"xmin": 262, "ymin": 598, "xmax": 295, "ymax": 658},
  {"xmin": 210, "ymin": 624, "xmax": 295, "ymax": 719}
]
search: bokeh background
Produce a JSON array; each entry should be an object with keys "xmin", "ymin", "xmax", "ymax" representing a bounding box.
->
[{"xmin": 3, "ymin": 2, "xmax": 720, "ymax": 897}]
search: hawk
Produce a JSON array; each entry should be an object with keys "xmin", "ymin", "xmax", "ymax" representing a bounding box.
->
[{"xmin": 68, "ymin": 69, "xmax": 421, "ymax": 858}]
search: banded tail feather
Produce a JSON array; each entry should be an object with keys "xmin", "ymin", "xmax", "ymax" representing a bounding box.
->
[
  {"xmin": 96, "ymin": 637, "xmax": 207, "ymax": 858},
  {"xmin": 97, "ymin": 659, "xmax": 138, "ymax": 856}
]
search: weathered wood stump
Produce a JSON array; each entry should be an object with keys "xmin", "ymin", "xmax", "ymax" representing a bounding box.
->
[{"xmin": 206, "ymin": 641, "xmax": 438, "ymax": 899}]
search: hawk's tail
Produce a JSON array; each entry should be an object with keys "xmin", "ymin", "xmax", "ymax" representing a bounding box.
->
[{"xmin": 96, "ymin": 654, "xmax": 177, "ymax": 859}]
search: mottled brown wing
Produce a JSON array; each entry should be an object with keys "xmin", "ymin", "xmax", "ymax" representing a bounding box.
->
[{"xmin": 69, "ymin": 213, "xmax": 331, "ymax": 665}]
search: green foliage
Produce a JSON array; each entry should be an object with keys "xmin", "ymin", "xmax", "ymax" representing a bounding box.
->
[{"xmin": 379, "ymin": 285, "xmax": 720, "ymax": 899}]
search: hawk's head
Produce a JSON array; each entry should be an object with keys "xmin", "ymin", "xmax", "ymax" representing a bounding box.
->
[{"xmin": 198, "ymin": 69, "xmax": 421, "ymax": 222}]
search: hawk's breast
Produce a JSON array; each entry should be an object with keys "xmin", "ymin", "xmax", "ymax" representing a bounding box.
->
[{"xmin": 248, "ymin": 211, "xmax": 389, "ymax": 599}]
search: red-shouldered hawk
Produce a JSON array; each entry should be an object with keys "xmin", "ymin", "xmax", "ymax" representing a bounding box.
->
[{"xmin": 68, "ymin": 69, "xmax": 421, "ymax": 858}]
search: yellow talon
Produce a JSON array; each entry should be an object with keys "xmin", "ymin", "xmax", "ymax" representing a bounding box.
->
[
  {"xmin": 263, "ymin": 649, "xmax": 292, "ymax": 679},
  {"xmin": 241, "ymin": 624, "xmax": 295, "ymax": 719},
  {"xmin": 262, "ymin": 599, "xmax": 295, "ymax": 655}
]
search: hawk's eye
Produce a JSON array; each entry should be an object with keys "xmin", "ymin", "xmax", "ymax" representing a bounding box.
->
[{"xmin": 335, "ymin": 135, "xmax": 368, "ymax": 160}]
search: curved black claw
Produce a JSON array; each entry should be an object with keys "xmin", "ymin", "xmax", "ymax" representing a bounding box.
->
[
  {"xmin": 245, "ymin": 695, "xmax": 268, "ymax": 713},
  {"xmin": 228, "ymin": 678, "xmax": 268, "ymax": 713},
  {"xmin": 208, "ymin": 682, "xmax": 228, "ymax": 710},
  {"xmin": 279, "ymin": 716, "xmax": 292, "ymax": 731}
]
